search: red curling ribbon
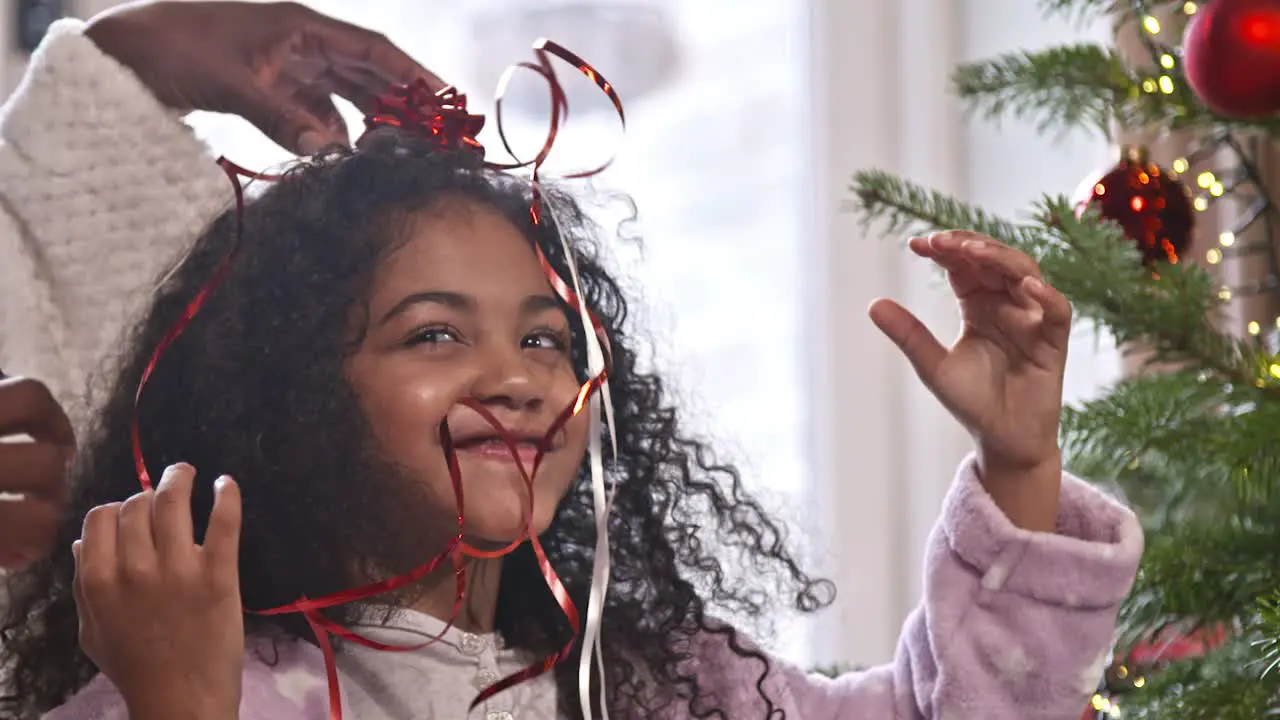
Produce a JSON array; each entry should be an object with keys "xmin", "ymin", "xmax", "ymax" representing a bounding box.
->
[
  {"xmin": 364, "ymin": 84, "xmax": 486, "ymax": 157},
  {"xmin": 131, "ymin": 159, "xmax": 280, "ymax": 490},
  {"xmin": 131, "ymin": 38, "xmax": 626, "ymax": 720}
]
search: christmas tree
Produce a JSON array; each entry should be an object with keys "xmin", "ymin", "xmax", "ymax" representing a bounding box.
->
[{"xmin": 849, "ymin": 1, "xmax": 1280, "ymax": 718}]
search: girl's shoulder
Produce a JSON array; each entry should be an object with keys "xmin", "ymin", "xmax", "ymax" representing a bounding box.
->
[
  {"xmin": 41, "ymin": 636, "xmax": 330, "ymax": 720},
  {"xmin": 239, "ymin": 634, "xmax": 332, "ymax": 718}
]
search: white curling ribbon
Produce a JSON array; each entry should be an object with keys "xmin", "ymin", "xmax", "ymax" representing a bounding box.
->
[{"xmin": 548, "ymin": 204, "xmax": 617, "ymax": 719}]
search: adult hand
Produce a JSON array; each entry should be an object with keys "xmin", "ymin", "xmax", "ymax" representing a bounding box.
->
[
  {"xmin": 85, "ymin": 1, "xmax": 448, "ymax": 155},
  {"xmin": 0, "ymin": 375, "xmax": 74, "ymax": 569},
  {"xmin": 870, "ymin": 231, "xmax": 1072, "ymax": 532}
]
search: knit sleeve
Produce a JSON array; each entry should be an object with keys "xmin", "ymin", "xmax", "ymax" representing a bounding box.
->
[
  {"xmin": 770, "ymin": 454, "xmax": 1143, "ymax": 719},
  {"xmin": 0, "ymin": 18, "xmax": 230, "ymax": 414}
]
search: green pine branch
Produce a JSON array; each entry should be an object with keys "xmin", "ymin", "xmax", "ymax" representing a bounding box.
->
[
  {"xmin": 953, "ymin": 43, "xmax": 1280, "ymax": 138},
  {"xmin": 1122, "ymin": 519, "xmax": 1280, "ymax": 635},
  {"xmin": 849, "ymin": 170, "xmax": 1273, "ymax": 398},
  {"xmin": 1115, "ymin": 636, "xmax": 1280, "ymax": 719},
  {"xmin": 952, "ymin": 44, "xmax": 1132, "ymax": 137},
  {"xmin": 1037, "ymin": 0, "xmax": 1125, "ymax": 24},
  {"xmin": 1037, "ymin": 0, "xmax": 1186, "ymax": 27}
]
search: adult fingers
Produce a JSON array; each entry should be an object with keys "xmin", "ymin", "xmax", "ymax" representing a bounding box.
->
[
  {"xmin": 0, "ymin": 495, "xmax": 61, "ymax": 569},
  {"xmin": 0, "ymin": 376, "xmax": 75, "ymax": 448},
  {"xmin": 0, "ymin": 440, "xmax": 71, "ymax": 501},
  {"xmin": 303, "ymin": 16, "xmax": 446, "ymax": 91},
  {"xmin": 235, "ymin": 78, "xmax": 346, "ymax": 155}
]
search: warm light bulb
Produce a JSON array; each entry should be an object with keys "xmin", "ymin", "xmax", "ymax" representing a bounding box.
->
[
  {"xmin": 1206, "ymin": 248, "xmax": 1222, "ymax": 264},
  {"xmin": 1144, "ymin": 15, "xmax": 1161, "ymax": 33},
  {"xmin": 1172, "ymin": 157, "xmax": 1189, "ymax": 173},
  {"xmin": 1184, "ymin": 1, "xmax": 1198, "ymax": 14},
  {"xmin": 1158, "ymin": 75, "xmax": 1175, "ymax": 94},
  {"xmin": 1210, "ymin": 182, "xmax": 1225, "ymax": 196},
  {"xmin": 1249, "ymin": 321, "xmax": 1261, "ymax": 335},
  {"xmin": 1194, "ymin": 196, "xmax": 1209, "ymax": 211},
  {"xmin": 1197, "ymin": 171, "xmax": 1215, "ymax": 188},
  {"xmin": 1269, "ymin": 363, "xmax": 1280, "ymax": 378},
  {"xmin": 1220, "ymin": 231, "xmax": 1236, "ymax": 246},
  {"xmin": 1160, "ymin": 54, "xmax": 1176, "ymax": 68},
  {"xmin": 1220, "ymin": 287, "xmax": 1233, "ymax": 301},
  {"xmin": 1141, "ymin": 78, "xmax": 1157, "ymax": 93}
]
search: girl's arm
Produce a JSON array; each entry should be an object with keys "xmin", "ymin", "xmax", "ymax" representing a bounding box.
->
[
  {"xmin": 0, "ymin": 19, "xmax": 229, "ymax": 410},
  {"xmin": 738, "ymin": 457, "xmax": 1140, "ymax": 719}
]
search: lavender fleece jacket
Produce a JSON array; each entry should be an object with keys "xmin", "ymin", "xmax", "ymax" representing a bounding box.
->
[{"xmin": 2, "ymin": 20, "xmax": 1143, "ymax": 720}]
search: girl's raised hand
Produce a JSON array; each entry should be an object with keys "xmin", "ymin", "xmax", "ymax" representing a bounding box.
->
[
  {"xmin": 870, "ymin": 231, "xmax": 1072, "ymax": 531},
  {"xmin": 74, "ymin": 464, "xmax": 244, "ymax": 720}
]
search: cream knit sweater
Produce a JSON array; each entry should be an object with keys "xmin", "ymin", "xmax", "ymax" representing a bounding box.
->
[{"xmin": 0, "ymin": 19, "xmax": 231, "ymax": 426}]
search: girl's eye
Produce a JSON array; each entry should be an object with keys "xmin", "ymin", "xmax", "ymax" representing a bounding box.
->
[
  {"xmin": 523, "ymin": 329, "xmax": 569, "ymax": 352},
  {"xmin": 407, "ymin": 326, "xmax": 462, "ymax": 346}
]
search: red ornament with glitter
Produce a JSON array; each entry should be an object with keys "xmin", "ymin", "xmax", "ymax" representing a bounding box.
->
[
  {"xmin": 1074, "ymin": 151, "xmax": 1194, "ymax": 266},
  {"xmin": 1183, "ymin": 0, "xmax": 1280, "ymax": 117}
]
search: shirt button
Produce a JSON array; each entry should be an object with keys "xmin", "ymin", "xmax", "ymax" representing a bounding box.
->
[
  {"xmin": 459, "ymin": 633, "xmax": 485, "ymax": 656},
  {"xmin": 486, "ymin": 712, "xmax": 513, "ymax": 720},
  {"xmin": 476, "ymin": 669, "xmax": 500, "ymax": 689}
]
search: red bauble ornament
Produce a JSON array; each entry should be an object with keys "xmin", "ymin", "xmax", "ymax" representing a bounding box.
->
[
  {"xmin": 1074, "ymin": 152, "xmax": 1194, "ymax": 265},
  {"xmin": 1183, "ymin": 0, "xmax": 1280, "ymax": 117}
]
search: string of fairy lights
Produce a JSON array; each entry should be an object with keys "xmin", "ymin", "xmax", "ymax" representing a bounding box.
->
[{"xmin": 1129, "ymin": 0, "xmax": 1280, "ymax": 351}]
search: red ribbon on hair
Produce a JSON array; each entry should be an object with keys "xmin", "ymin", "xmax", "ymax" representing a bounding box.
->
[{"xmin": 131, "ymin": 39, "xmax": 626, "ymax": 720}]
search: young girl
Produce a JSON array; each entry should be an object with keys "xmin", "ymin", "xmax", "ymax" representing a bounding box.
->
[{"xmin": 0, "ymin": 10, "xmax": 1142, "ymax": 720}]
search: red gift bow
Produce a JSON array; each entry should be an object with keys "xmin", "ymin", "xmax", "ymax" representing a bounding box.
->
[{"xmin": 130, "ymin": 39, "xmax": 626, "ymax": 720}]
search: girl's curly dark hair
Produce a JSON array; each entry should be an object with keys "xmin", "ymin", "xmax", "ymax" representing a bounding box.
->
[{"xmin": 0, "ymin": 129, "xmax": 834, "ymax": 718}]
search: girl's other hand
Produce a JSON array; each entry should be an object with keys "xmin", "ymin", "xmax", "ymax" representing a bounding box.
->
[
  {"xmin": 870, "ymin": 231, "xmax": 1071, "ymax": 532},
  {"xmin": 74, "ymin": 464, "xmax": 244, "ymax": 720}
]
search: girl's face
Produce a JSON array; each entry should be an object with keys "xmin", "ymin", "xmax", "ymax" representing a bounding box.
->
[{"xmin": 346, "ymin": 199, "xmax": 591, "ymax": 545}]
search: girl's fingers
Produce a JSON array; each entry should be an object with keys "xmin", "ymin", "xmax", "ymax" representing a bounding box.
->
[
  {"xmin": 907, "ymin": 236, "xmax": 938, "ymax": 258},
  {"xmin": 958, "ymin": 237, "xmax": 1041, "ymax": 282},
  {"xmin": 152, "ymin": 464, "xmax": 197, "ymax": 565},
  {"xmin": 71, "ymin": 539, "xmax": 96, "ymax": 652},
  {"xmin": 1023, "ymin": 276, "xmax": 1073, "ymax": 330},
  {"xmin": 71, "ymin": 540, "xmax": 85, "ymax": 601},
  {"xmin": 80, "ymin": 503, "xmax": 122, "ymax": 590},
  {"xmin": 868, "ymin": 298, "xmax": 947, "ymax": 384},
  {"xmin": 976, "ymin": 278, "xmax": 1072, "ymax": 368},
  {"xmin": 117, "ymin": 491, "xmax": 158, "ymax": 582},
  {"xmin": 204, "ymin": 476, "xmax": 242, "ymax": 585}
]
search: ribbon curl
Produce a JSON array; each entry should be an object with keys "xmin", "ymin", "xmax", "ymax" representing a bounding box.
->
[{"xmin": 132, "ymin": 39, "xmax": 625, "ymax": 720}]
